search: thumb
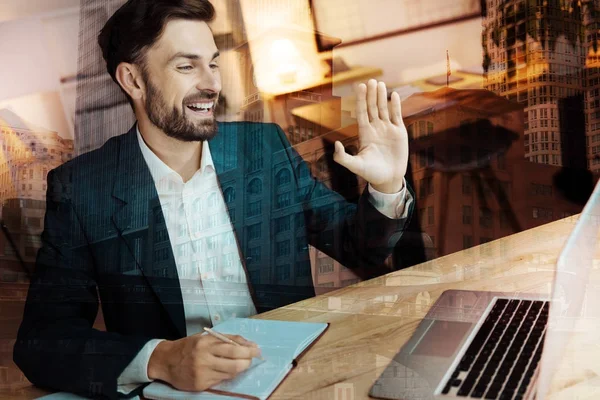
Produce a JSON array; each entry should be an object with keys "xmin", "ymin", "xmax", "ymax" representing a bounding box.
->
[{"xmin": 333, "ymin": 141, "xmax": 362, "ymax": 175}]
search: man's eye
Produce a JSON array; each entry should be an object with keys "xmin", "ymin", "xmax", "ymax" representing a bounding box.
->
[
  {"xmin": 178, "ymin": 65, "xmax": 193, "ymax": 71},
  {"xmin": 210, "ymin": 64, "xmax": 219, "ymax": 70}
]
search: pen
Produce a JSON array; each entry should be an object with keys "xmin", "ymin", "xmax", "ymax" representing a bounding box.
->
[{"xmin": 203, "ymin": 327, "xmax": 264, "ymax": 360}]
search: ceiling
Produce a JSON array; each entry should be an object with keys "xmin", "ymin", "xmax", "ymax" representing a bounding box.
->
[{"xmin": 0, "ymin": 0, "xmax": 80, "ymax": 23}]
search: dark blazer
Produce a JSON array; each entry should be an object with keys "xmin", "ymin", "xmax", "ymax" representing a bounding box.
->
[{"xmin": 14, "ymin": 122, "xmax": 413, "ymax": 399}]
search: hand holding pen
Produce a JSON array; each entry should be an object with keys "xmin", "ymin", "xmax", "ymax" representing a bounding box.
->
[
  {"xmin": 204, "ymin": 327, "xmax": 264, "ymax": 360},
  {"xmin": 147, "ymin": 327, "xmax": 262, "ymax": 392}
]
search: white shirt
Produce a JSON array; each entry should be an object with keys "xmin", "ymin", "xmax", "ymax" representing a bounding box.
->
[
  {"xmin": 117, "ymin": 125, "xmax": 412, "ymax": 394},
  {"xmin": 138, "ymin": 128, "xmax": 257, "ymax": 333}
]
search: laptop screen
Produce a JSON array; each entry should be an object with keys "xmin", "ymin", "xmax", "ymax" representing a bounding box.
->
[{"xmin": 537, "ymin": 179, "xmax": 600, "ymax": 397}]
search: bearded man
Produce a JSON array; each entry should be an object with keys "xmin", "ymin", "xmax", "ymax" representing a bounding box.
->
[{"xmin": 14, "ymin": 0, "xmax": 413, "ymax": 398}]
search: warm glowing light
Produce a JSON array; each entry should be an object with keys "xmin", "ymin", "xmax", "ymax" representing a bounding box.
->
[
  {"xmin": 270, "ymin": 39, "xmax": 298, "ymax": 59},
  {"xmin": 249, "ymin": 30, "xmax": 326, "ymax": 95},
  {"xmin": 238, "ymin": 0, "xmax": 328, "ymax": 95},
  {"xmin": 270, "ymin": 39, "xmax": 301, "ymax": 84},
  {"xmin": 586, "ymin": 47, "xmax": 600, "ymax": 68},
  {"xmin": 251, "ymin": 36, "xmax": 324, "ymax": 95}
]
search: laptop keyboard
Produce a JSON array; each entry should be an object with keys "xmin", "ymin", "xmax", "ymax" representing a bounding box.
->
[{"xmin": 441, "ymin": 298, "xmax": 549, "ymax": 399}]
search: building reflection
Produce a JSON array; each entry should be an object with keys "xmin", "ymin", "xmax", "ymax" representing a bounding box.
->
[
  {"xmin": 402, "ymin": 87, "xmax": 585, "ymax": 257},
  {"xmin": 5, "ymin": 0, "xmax": 600, "ymax": 394},
  {"xmin": 0, "ymin": 109, "xmax": 74, "ymax": 286},
  {"xmin": 0, "ymin": 109, "xmax": 74, "ymax": 392},
  {"xmin": 481, "ymin": 0, "xmax": 596, "ymax": 169},
  {"xmin": 278, "ymin": 83, "xmax": 591, "ymax": 287},
  {"xmin": 260, "ymin": 1, "xmax": 600, "ymax": 286}
]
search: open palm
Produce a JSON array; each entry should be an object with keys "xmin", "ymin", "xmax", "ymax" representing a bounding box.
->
[{"xmin": 334, "ymin": 79, "xmax": 409, "ymax": 194}]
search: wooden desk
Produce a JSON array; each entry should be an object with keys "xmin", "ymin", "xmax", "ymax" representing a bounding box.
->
[
  {"xmin": 254, "ymin": 214, "xmax": 596, "ymax": 399},
  {"xmin": 4, "ymin": 215, "xmax": 597, "ymax": 399}
]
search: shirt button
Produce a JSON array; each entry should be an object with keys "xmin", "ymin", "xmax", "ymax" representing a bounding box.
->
[{"xmin": 214, "ymin": 314, "xmax": 221, "ymax": 322}]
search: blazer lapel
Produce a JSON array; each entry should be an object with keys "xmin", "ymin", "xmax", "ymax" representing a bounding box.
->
[
  {"xmin": 210, "ymin": 123, "xmax": 261, "ymax": 307},
  {"xmin": 111, "ymin": 126, "xmax": 186, "ymax": 338}
]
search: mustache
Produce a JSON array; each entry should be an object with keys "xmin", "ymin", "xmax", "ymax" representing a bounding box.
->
[{"xmin": 184, "ymin": 92, "xmax": 218, "ymax": 104}]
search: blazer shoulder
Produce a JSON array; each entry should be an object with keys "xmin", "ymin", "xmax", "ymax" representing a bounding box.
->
[
  {"xmin": 217, "ymin": 121, "xmax": 287, "ymax": 144},
  {"xmin": 49, "ymin": 133, "xmax": 125, "ymax": 182}
]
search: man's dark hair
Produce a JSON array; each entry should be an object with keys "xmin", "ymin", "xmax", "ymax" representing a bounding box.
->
[{"xmin": 98, "ymin": 0, "xmax": 216, "ymax": 105}]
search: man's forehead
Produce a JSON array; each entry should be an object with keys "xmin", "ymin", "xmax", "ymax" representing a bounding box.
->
[{"xmin": 151, "ymin": 19, "xmax": 218, "ymax": 60}]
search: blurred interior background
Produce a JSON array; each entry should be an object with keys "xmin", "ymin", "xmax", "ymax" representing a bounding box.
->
[{"xmin": 1, "ymin": 0, "xmax": 599, "ymax": 394}]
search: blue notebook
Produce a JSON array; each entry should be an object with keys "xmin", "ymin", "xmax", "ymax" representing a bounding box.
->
[{"xmin": 142, "ymin": 318, "xmax": 329, "ymax": 400}]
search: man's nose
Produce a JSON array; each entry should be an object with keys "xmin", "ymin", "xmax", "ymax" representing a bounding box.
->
[{"xmin": 196, "ymin": 67, "xmax": 221, "ymax": 93}]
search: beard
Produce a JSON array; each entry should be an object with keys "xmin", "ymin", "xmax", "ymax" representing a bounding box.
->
[{"xmin": 144, "ymin": 75, "xmax": 219, "ymax": 142}]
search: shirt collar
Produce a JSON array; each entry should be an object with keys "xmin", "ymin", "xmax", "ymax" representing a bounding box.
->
[{"xmin": 136, "ymin": 124, "xmax": 215, "ymax": 183}]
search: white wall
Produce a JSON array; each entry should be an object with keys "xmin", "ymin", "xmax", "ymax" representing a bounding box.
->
[
  {"xmin": 0, "ymin": 7, "xmax": 79, "ymax": 138},
  {"xmin": 0, "ymin": 0, "xmax": 79, "ymax": 23},
  {"xmin": 41, "ymin": 11, "xmax": 80, "ymax": 80},
  {"xmin": 0, "ymin": 8, "xmax": 79, "ymax": 101},
  {"xmin": 0, "ymin": 18, "xmax": 61, "ymax": 101}
]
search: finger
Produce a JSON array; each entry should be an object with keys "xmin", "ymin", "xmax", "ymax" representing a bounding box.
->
[
  {"xmin": 210, "ymin": 354, "xmax": 252, "ymax": 376},
  {"xmin": 226, "ymin": 334, "xmax": 258, "ymax": 348},
  {"xmin": 194, "ymin": 332, "xmax": 221, "ymax": 346},
  {"xmin": 390, "ymin": 91, "xmax": 403, "ymax": 126},
  {"xmin": 355, "ymin": 83, "xmax": 369, "ymax": 126},
  {"xmin": 333, "ymin": 141, "xmax": 364, "ymax": 176},
  {"xmin": 366, "ymin": 79, "xmax": 378, "ymax": 121},
  {"xmin": 377, "ymin": 81, "xmax": 390, "ymax": 121},
  {"xmin": 212, "ymin": 342, "xmax": 261, "ymax": 360}
]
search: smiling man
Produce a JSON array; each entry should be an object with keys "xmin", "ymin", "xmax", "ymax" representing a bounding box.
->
[{"xmin": 14, "ymin": 0, "xmax": 413, "ymax": 399}]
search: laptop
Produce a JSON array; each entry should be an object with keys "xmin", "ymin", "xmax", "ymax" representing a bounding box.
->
[{"xmin": 370, "ymin": 180, "xmax": 600, "ymax": 400}]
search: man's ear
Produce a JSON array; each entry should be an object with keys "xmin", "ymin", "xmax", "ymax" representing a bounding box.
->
[{"xmin": 115, "ymin": 62, "xmax": 145, "ymax": 101}]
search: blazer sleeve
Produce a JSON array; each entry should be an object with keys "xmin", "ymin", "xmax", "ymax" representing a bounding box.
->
[
  {"xmin": 13, "ymin": 167, "xmax": 152, "ymax": 400},
  {"xmin": 273, "ymin": 124, "xmax": 414, "ymax": 276}
]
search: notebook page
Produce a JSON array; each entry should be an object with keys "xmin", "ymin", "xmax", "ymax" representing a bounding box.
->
[
  {"xmin": 143, "ymin": 383, "xmax": 249, "ymax": 400},
  {"xmin": 144, "ymin": 319, "xmax": 327, "ymax": 400},
  {"xmin": 208, "ymin": 319, "xmax": 327, "ymax": 398},
  {"xmin": 295, "ymin": 329, "xmax": 326, "ymax": 357},
  {"xmin": 211, "ymin": 318, "xmax": 328, "ymax": 361},
  {"xmin": 208, "ymin": 362, "xmax": 293, "ymax": 400}
]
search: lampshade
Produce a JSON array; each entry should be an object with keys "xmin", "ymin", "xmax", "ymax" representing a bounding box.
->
[{"xmin": 244, "ymin": 25, "xmax": 328, "ymax": 95}]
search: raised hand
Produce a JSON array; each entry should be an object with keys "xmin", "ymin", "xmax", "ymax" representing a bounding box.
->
[{"xmin": 333, "ymin": 79, "xmax": 409, "ymax": 194}]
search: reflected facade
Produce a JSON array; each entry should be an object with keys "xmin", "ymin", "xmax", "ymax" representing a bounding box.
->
[
  {"xmin": 481, "ymin": 0, "xmax": 596, "ymax": 169},
  {"xmin": 3, "ymin": 0, "xmax": 600, "ymax": 397}
]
